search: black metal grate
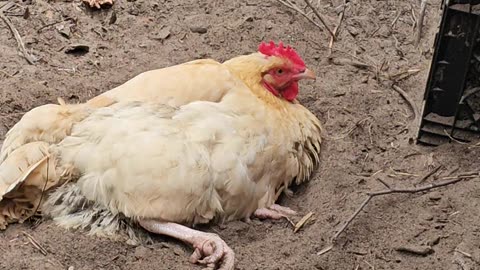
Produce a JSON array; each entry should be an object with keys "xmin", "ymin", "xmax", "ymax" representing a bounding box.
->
[{"xmin": 416, "ymin": 0, "xmax": 480, "ymax": 145}]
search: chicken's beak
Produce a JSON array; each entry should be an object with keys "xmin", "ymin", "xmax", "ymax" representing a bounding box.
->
[{"xmin": 292, "ymin": 68, "xmax": 316, "ymax": 81}]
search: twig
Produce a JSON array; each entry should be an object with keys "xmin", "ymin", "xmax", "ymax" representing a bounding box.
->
[
  {"xmin": 323, "ymin": 117, "xmax": 371, "ymax": 141},
  {"xmin": 392, "ymin": 85, "xmax": 419, "ymax": 123},
  {"xmin": 369, "ymin": 25, "xmax": 381, "ymax": 37},
  {"xmin": 294, "ymin": 211, "xmax": 314, "ymax": 233},
  {"xmin": 416, "ymin": 165, "xmax": 442, "ymax": 185},
  {"xmin": 391, "ymin": 10, "xmax": 402, "ymax": 29},
  {"xmin": 442, "ymin": 172, "xmax": 478, "ymax": 180},
  {"xmin": 468, "ymin": 141, "xmax": 480, "ymax": 149},
  {"xmin": 317, "ymin": 173, "xmax": 477, "ymax": 255},
  {"xmin": 277, "ymin": 0, "xmax": 335, "ymax": 39},
  {"xmin": 36, "ymin": 20, "xmax": 63, "ymax": 33},
  {"xmin": 0, "ymin": 69, "xmax": 14, "ymax": 77},
  {"xmin": 455, "ymin": 248, "xmax": 479, "ymax": 264},
  {"xmin": 317, "ymin": 244, "xmax": 333, "ymax": 255},
  {"xmin": 331, "ymin": 48, "xmax": 377, "ymax": 66},
  {"xmin": 21, "ymin": 231, "xmax": 48, "ymax": 256},
  {"xmin": 278, "ymin": 0, "xmax": 325, "ymax": 32},
  {"xmin": 0, "ymin": 2, "xmax": 14, "ymax": 12},
  {"xmin": 303, "ymin": 0, "xmax": 336, "ymax": 39},
  {"xmin": 0, "ymin": 2, "xmax": 36, "ymax": 65},
  {"xmin": 330, "ymin": 54, "xmax": 421, "ymax": 84},
  {"xmin": 392, "ymin": 34, "xmax": 404, "ymax": 57},
  {"xmin": 390, "ymin": 167, "xmax": 418, "ymax": 177},
  {"xmin": 376, "ymin": 178, "xmax": 391, "ymax": 189},
  {"xmin": 328, "ymin": 0, "xmax": 347, "ymax": 55},
  {"xmin": 415, "ymin": 0, "xmax": 428, "ymax": 47},
  {"xmin": 331, "ymin": 175, "xmax": 472, "ymax": 242},
  {"xmin": 388, "ymin": 68, "xmax": 421, "ymax": 82},
  {"xmin": 363, "ymin": 260, "xmax": 375, "ymax": 270},
  {"xmin": 329, "ymin": 57, "xmax": 374, "ymax": 70},
  {"xmin": 331, "ymin": 195, "xmax": 372, "ymax": 242},
  {"xmin": 410, "ymin": 3, "xmax": 417, "ymax": 27},
  {"xmin": 443, "ymin": 129, "xmax": 469, "ymax": 145},
  {"xmin": 331, "ymin": 47, "xmax": 422, "ymax": 83}
]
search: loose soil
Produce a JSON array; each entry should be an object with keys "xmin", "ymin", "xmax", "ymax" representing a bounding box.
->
[{"xmin": 0, "ymin": 0, "xmax": 479, "ymax": 269}]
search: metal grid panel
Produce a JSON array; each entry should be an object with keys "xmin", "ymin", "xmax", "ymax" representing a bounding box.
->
[{"xmin": 416, "ymin": 0, "xmax": 480, "ymax": 145}]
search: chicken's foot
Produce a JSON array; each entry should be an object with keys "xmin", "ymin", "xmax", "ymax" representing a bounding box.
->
[
  {"xmin": 253, "ymin": 204, "xmax": 297, "ymax": 220},
  {"xmin": 138, "ymin": 219, "xmax": 234, "ymax": 270}
]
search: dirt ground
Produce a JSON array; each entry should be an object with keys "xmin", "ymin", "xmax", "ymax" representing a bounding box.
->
[{"xmin": 0, "ymin": 0, "xmax": 479, "ymax": 269}]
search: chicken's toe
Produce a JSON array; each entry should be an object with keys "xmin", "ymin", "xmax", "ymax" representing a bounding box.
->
[
  {"xmin": 254, "ymin": 204, "xmax": 298, "ymax": 220},
  {"xmin": 193, "ymin": 233, "xmax": 234, "ymax": 269},
  {"xmin": 189, "ymin": 247, "xmax": 203, "ymax": 263},
  {"xmin": 268, "ymin": 204, "xmax": 297, "ymax": 216},
  {"xmin": 253, "ymin": 208, "xmax": 285, "ymax": 219},
  {"xmin": 138, "ymin": 219, "xmax": 235, "ymax": 270}
]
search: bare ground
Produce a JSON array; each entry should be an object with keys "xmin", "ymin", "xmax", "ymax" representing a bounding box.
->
[{"xmin": 0, "ymin": 0, "xmax": 479, "ymax": 269}]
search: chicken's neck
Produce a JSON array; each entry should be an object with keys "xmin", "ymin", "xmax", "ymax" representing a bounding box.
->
[{"xmin": 223, "ymin": 54, "xmax": 293, "ymax": 111}]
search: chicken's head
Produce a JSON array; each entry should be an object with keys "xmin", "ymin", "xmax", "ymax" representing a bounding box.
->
[{"xmin": 259, "ymin": 41, "xmax": 315, "ymax": 102}]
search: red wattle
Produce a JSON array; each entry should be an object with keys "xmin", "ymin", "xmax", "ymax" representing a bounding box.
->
[{"xmin": 281, "ymin": 83, "xmax": 298, "ymax": 101}]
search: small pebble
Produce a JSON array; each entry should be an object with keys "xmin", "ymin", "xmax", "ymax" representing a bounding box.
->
[
  {"xmin": 427, "ymin": 236, "xmax": 441, "ymax": 246},
  {"xmin": 395, "ymin": 245, "xmax": 434, "ymax": 256},
  {"xmin": 160, "ymin": 242, "xmax": 170, "ymax": 249},
  {"xmin": 172, "ymin": 247, "xmax": 184, "ymax": 256},
  {"xmin": 190, "ymin": 27, "xmax": 208, "ymax": 34},
  {"xmin": 134, "ymin": 246, "xmax": 149, "ymax": 259},
  {"xmin": 424, "ymin": 214, "xmax": 434, "ymax": 221},
  {"xmin": 151, "ymin": 26, "xmax": 171, "ymax": 41},
  {"xmin": 428, "ymin": 193, "xmax": 442, "ymax": 201}
]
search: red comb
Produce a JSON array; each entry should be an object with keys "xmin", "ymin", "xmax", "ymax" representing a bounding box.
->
[{"xmin": 258, "ymin": 41, "xmax": 305, "ymax": 68}]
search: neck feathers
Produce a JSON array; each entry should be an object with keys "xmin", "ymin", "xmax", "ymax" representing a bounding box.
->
[
  {"xmin": 223, "ymin": 53, "xmax": 292, "ymax": 110},
  {"xmin": 224, "ymin": 52, "xmax": 323, "ymax": 204}
]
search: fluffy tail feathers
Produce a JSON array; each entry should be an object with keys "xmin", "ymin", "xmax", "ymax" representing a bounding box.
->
[
  {"xmin": 0, "ymin": 133, "xmax": 149, "ymax": 245},
  {"xmin": 43, "ymin": 183, "xmax": 152, "ymax": 245}
]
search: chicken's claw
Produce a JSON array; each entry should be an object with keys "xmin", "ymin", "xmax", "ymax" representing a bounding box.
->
[
  {"xmin": 138, "ymin": 219, "xmax": 235, "ymax": 270},
  {"xmin": 190, "ymin": 233, "xmax": 234, "ymax": 269},
  {"xmin": 82, "ymin": 0, "xmax": 114, "ymax": 9},
  {"xmin": 253, "ymin": 204, "xmax": 298, "ymax": 220}
]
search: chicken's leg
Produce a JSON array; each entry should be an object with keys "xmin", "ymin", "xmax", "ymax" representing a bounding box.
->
[
  {"xmin": 253, "ymin": 204, "xmax": 297, "ymax": 220},
  {"xmin": 138, "ymin": 219, "xmax": 234, "ymax": 270}
]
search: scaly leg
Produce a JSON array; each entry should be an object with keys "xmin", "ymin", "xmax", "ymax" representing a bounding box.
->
[
  {"xmin": 138, "ymin": 219, "xmax": 234, "ymax": 270},
  {"xmin": 253, "ymin": 204, "xmax": 298, "ymax": 220}
]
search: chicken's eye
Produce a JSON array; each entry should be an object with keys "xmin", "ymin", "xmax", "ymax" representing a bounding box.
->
[{"xmin": 277, "ymin": 69, "xmax": 284, "ymax": 74}]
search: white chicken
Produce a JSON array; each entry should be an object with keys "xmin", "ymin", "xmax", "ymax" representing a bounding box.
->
[{"xmin": 0, "ymin": 42, "xmax": 322, "ymax": 269}]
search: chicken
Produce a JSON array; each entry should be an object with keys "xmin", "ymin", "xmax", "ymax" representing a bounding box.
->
[{"xmin": 0, "ymin": 42, "xmax": 322, "ymax": 269}]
